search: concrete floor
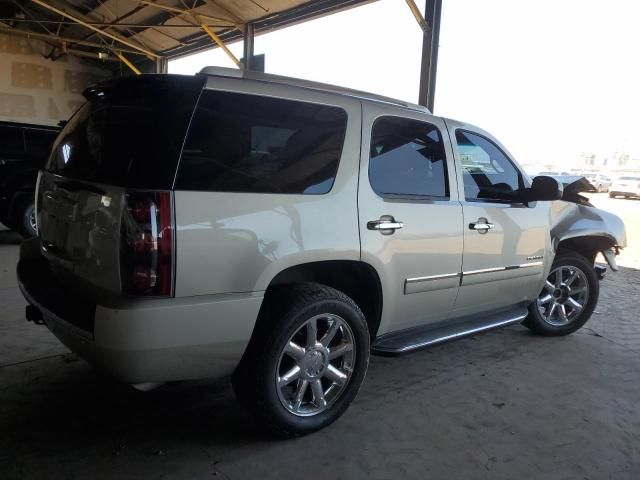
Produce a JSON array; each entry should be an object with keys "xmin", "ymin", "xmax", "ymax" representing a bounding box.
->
[{"xmin": 1, "ymin": 195, "xmax": 639, "ymax": 480}]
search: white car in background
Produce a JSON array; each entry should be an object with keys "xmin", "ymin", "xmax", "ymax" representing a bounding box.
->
[
  {"xmin": 609, "ymin": 175, "xmax": 640, "ymax": 198},
  {"xmin": 583, "ymin": 173, "xmax": 612, "ymax": 193}
]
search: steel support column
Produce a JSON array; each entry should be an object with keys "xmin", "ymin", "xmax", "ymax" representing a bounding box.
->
[
  {"xmin": 418, "ymin": 0, "xmax": 442, "ymax": 112},
  {"xmin": 243, "ymin": 23, "xmax": 255, "ymax": 70}
]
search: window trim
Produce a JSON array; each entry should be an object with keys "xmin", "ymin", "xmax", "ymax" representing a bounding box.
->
[
  {"xmin": 174, "ymin": 88, "xmax": 349, "ymax": 196},
  {"xmin": 455, "ymin": 128, "xmax": 525, "ymax": 204},
  {"xmin": 368, "ymin": 115, "xmax": 451, "ymax": 201}
]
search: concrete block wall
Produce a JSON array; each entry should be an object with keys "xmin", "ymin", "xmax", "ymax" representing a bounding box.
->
[{"xmin": 0, "ymin": 33, "xmax": 112, "ymax": 127}]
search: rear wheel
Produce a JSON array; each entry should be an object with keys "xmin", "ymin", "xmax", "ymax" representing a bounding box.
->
[
  {"xmin": 232, "ymin": 283, "xmax": 370, "ymax": 437},
  {"xmin": 14, "ymin": 198, "xmax": 37, "ymax": 238},
  {"xmin": 524, "ymin": 251, "xmax": 599, "ymax": 336}
]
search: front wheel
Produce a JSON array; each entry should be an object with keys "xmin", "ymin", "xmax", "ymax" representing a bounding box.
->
[
  {"xmin": 232, "ymin": 283, "xmax": 370, "ymax": 437},
  {"xmin": 524, "ymin": 251, "xmax": 599, "ymax": 336}
]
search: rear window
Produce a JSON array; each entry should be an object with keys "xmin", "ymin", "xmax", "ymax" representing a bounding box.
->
[
  {"xmin": 46, "ymin": 75, "xmax": 204, "ymax": 189},
  {"xmin": 175, "ymin": 90, "xmax": 347, "ymax": 194}
]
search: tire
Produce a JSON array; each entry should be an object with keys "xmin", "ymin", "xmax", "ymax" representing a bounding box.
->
[
  {"xmin": 14, "ymin": 198, "xmax": 37, "ymax": 238},
  {"xmin": 232, "ymin": 282, "xmax": 370, "ymax": 437},
  {"xmin": 524, "ymin": 251, "xmax": 599, "ymax": 336}
]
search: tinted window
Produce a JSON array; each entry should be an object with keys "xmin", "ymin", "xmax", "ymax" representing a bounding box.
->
[
  {"xmin": 456, "ymin": 130, "xmax": 522, "ymax": 202},
  {"xmin": 46, "ymin": 75, "xmax": 204, "ymax": 189},
  {"xmin": 176, "ymin": 90, "xmax": 347, "ymax": 194},
  {"xmin": 0, "ymin": 125, "xmax": 24, "ymax": 156},
  {"xmin": 24, "ymin": 129, "xmax": 58, "ymax": 159},
  {"xmin": 369, "ymin": 116, "xmax": 448, "ymax": 198}
]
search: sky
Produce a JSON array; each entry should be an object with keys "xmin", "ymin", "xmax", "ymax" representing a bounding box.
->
[{"xmin": 169, "ymin": 0, "xmax": 640, "ymax": 171}]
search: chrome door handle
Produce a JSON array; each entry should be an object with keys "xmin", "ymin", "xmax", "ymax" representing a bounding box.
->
[
  {"xmin": 469, "ymin": 218, "xmax": 494, "ymax": 233},
  {"xmin": 367, "ymin": 219, "xmax": 404, "ymax": 231}
]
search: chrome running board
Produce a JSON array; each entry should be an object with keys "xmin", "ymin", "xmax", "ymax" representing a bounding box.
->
[{"xmin": 372, "ymin": 307, "xmax": 528, "ymax": 355}]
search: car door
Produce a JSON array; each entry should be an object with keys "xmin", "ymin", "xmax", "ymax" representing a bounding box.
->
[
  {"xmin": 445, "ymin": 119, "xmax": 550, "ymax": 318},
  {"xmin": 358, "ymin": 104, "xmax": 463, "ymax": 336}
]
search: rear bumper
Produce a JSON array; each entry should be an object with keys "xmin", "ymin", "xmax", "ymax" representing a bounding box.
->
[{"xmin": 17, "ymin": 241, "xmax": 263, "ymax": 383}]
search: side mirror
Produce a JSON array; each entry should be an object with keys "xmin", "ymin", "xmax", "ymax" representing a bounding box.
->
[{"xmin": 523, "ymin": 175, "xmax": 563, "ymax": 202}]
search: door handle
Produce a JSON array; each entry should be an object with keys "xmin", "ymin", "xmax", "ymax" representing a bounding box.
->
[
  {"xmin": 367, "ymin": 218, "xmax": 404, "ymax": 233},
  {"xmin": 469, "ymin": 218, "xmax": 494, "ymax": 234}
]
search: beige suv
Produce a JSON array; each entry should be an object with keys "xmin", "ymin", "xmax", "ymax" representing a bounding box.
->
[{"xmin": 18, "ymin": 68, "xmax": 626, "ymax": 437}]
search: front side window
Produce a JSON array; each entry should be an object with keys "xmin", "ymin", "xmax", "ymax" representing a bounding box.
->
[
  {"xmin": 456, "ymin": 130, "xmax": 522, "ymax": 202},
  {"xmin": 176, "ymin": 90, "xmax": 348, "ymax": 194},
  {"xmin": 369, "ymin": 116, "xmax": 448, "ymax": 198}
]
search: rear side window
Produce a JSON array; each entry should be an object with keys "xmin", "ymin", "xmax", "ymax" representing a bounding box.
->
[
  {"xmin": 176, "ymin": 90, "xmax": 347, "ymax": 194},
  {"xmin": 46, "ymin": 75, "xmax": 204, "ymax": 189},
  {"xmin": 369, "ymin": 116, "xmax": 449, "ymax": 198}
]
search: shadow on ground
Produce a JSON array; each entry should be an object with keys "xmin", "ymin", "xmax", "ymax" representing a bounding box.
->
[
  {"xmin": 1, "ymin": 267, "xmax": 639, "ymax": 479},
  {"xmin": 0, "ymin": 229, "xmax": 22, "ymax": 245}
]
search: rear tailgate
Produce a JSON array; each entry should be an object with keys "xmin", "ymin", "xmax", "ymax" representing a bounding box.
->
[
  {"xmin": 36, "ymin": 74, "xmax": 204, "ymax": 294},
  {"xmin": 38, "ymin": 172, "xmax": 125, "ymax": 292}
]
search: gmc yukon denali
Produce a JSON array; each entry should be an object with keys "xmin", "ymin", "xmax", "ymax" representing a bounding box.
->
[{"xmin": 17, "ymin": 68, "xmax": 626, "ymax": 437}]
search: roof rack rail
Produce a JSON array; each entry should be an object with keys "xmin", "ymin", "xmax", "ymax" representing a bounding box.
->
[{"xmin": 198, "ymin": 66, "xmax": 431, "ymax": 114}]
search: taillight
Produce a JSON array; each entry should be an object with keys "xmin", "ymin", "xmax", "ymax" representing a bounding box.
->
[{"xmin": 121, "ymin": 191, "xmax": 174, "ymax": 296}]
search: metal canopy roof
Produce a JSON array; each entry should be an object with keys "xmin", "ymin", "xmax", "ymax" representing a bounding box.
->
[
  {"xmin": 1, "ymin": 0, "xmax": 373, "ymax": 64},
  {"xmin": 1, "ymin": 1, "xmax": 442, "ymax": 111}
]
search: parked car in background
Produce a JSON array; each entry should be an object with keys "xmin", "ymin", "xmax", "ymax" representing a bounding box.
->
[
  {"xmin": 0, "ymin": 121, "xmax": 60, "ymax": 237},
  {"xmin": 17, "ymin": 70, "xmax": 627, "ymax": 437},
  {"xmin": 609, "ymin": 175, "xmax": 640, "ymax": 198},
  {"xmin": 583, "ymin": 173, "xmax": 612, "ymax": 192}
]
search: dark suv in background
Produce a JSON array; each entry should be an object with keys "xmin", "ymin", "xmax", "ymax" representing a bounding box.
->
[{"xmin": 0, "ymin": 121, "xmax": 59, "ymax": 237}]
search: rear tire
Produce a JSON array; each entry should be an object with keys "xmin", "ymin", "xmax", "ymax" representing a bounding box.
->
[
  {"xmin": 14, "ymin": 198, "xmax": 37, "ymax": 238},
  {"xmin": 524, "ymin": 251, "xmax": 599, "ymax": 336},
  {"xmin": 232, "ymin": 283, "xmax": 370, "ymax": 437}
]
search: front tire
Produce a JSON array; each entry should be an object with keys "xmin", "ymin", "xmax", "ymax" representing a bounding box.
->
[
  {"xmin": 524, "ymin": 251, "xmax": 599, "ymax": 336},
  {"xmin": 232, "ymin": 283, "xmax": 370, "ymax": 437}
]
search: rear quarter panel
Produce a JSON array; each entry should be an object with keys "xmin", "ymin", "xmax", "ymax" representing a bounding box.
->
[{"xmin": 173, "ymin": 79, "xmax": 362, "ymax": 296}]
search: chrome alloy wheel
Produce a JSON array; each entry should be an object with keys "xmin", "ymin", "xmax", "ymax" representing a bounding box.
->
[
  {"xmin": 537, "ymin": 265, "xmax": 589, "ymax": 326},
  {"xmin": 276, "ymin": 314, "xmax": 356, "ymax": 417},
  {"xmin": 28, "ymin": 208, "xmax": 37, "ymax": 233}
]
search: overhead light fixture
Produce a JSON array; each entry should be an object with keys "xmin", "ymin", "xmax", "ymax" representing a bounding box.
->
[{"xmin": 98, "ymin": 51, "xmax": 108, "ymax": 60}]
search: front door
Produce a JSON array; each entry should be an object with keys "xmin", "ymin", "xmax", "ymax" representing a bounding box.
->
[
  {"xmin": 445, "ymin": 120, "xmax": 549, "ymax": 318},
  {"xmin": 358, "ymin": 105, "xmax": 464, "ymax": 336}
]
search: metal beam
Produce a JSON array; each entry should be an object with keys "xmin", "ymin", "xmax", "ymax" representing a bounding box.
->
[
  {"xmin": 404, "ymin": 0, "xmax": 429, "ymax": 33},
  {"xmin": 114, "ymin": 51, "xmax": 142, "ymax": 74},
  {"xmin": 30, "ymin": 0, "xmax": 159, "ymax": 58},
  {"xmin": 242, "ymin": 23, "xmax": 255, "ymax": 70},
  {"xmin": 0, "ymin": 19, "xmax": 233, "ymax": 28},
  {"xmin": 200, "ymin": 22, "xmax": 241, "ymax": 67},
  {"xmin": 0, "ymin": 25, "xmax": 146, "ymax": 56},
  {"xmin": 418, "ymin": 0, "xmax": 442, "ymax": 111}
]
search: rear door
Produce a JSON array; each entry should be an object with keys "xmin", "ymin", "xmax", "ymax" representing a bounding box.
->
[
  {"xmin": 358, "ymin": 104, "xmax": 463, "ymax": 336},
  {"xmin": 445, "ymin": 119, "xmax": 549, "ymax": 318}
]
